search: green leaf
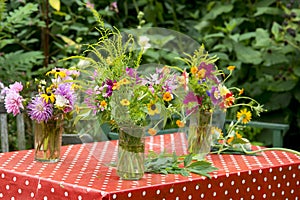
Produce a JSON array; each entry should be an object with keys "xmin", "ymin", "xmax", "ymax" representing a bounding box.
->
[
  {"xmin": 271, "ymin": 22, "xmax": 284, "ymax": 42},
  {"xmin": 262, "ymin": 51, "xmax": 289, "ymax": 66},
  {"xmin": 183, "ymin": 153, "xmax": 193, "ymax": 167},
  {"xmin": 254, "ymin": 28, "xmax": 271, "ymax": 48},
  {"xmin": 204, "ymin": 4, "xmax": 233, "ymax": 20},
  {"xmin": 294, "ymin": 89, "xmax": 300, "ymax": 103},
  {"xmin": 233, "ymin": 43, "xmax": 262, "ymax": 64},
  {"xmin": 267, "ymin": 79, "xmax": 297, "ymax": 92},
  {"xmin": 254, "ymin": 7, "xmax": 282, "ymax": 16}
]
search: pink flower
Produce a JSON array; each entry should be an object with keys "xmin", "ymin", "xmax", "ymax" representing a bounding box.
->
[
  {"xmin": 9, "ymin": 82, "xmax": 23, "ymax": 93},
  {"xmin": 4, "ymin": 91, "xmax": 24, "ymax": 116}
]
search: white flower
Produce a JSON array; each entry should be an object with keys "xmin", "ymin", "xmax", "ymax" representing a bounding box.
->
[
  {"xmin": 55, "ymin": 95, "xmax": 69, "ymax": 108},
  {"xmin": 138, "ymin": 36, "xmax": 151, "ymax": 52}
]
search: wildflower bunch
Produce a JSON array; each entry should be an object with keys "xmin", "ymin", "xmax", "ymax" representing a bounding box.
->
[
  {"xmin": 27, "ymin": 68, "xmax": 79, "ymax": 123},
  {"xmin": 0, "ymin": 68, "xmax": 79, "ymax": 123}
]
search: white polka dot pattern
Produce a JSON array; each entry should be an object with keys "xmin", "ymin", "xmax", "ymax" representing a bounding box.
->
[{"xmin": 0, "ymin": 132, "xmax": 299, "ymax": 199}]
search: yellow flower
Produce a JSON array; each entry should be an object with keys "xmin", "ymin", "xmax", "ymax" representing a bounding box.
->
[
  {"xmin": 176, "ymin": 120, "xmax": 185, "ymax": 128},
  {"xmin": 46, "ymin": 68, "xmax": 66, "ymax": 78},
  {"xmin": 163, "ymin": 92, "xmax": 173, "ymax": 102},
  {"xmin": 112, "ymin": 82, "xmax": 120, "ymax": 90},
  {"xmin": 100, "ymin": 100, "xmax": 107, "ymax": 109},
  {"xmin": 148, "ymin": 128, "xmax": 157, "ymax": 136},
  {"xmin": 119, "ymin": 78, "xmax": 130, "ymax": 85},
  {"xmin": 237, "ymin": 108, "xmax": 252, "ymax": 124},
  {"xmin": 197, "ymin": 68, "xmax": 206, "ymax": 79},
  {"xmin": 227, "ymin": 136, "xmax": 234, "ymax": 144},
  {"xmin": 239, "ymin": 88, "xmax": 244, "ymax": 95},
  {"xmin": 120, "ymin": 99, "xmax": 130, "ymax": 106},
  {"xmin": 190, "ymin": 66, "xmax": 198, "ymax": 75},
  {"xmin": 227, "ymin": 65, "xmax": 236, "ymax": 71},
  {"xmin": 41, "ymin": 92, "xmax": 55, "ymax": 103},
  {"xmin": 147, "ymin": 102, "xmax": 160, "ymax": 115},
  {"xmin": 235, "ymin": 132, "xmax": 242, "ymax": 139}
]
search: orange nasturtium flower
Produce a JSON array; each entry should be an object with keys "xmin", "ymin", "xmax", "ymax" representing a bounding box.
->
[
  {"xmin": 176, "ymin": 120, "xmax": 185, "ymax": 128},
  {"xmin": 163, "ymin": 92, "xmax": 173, "ymax": 102}
]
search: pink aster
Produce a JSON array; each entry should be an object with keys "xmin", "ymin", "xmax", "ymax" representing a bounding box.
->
[
  {"xmin": 9, "ymin": 82, "xmax": 23, "ymax": 93},
  {"xmin": 4, "ymin": 91, "xmax": 24, "ymax": 116}
]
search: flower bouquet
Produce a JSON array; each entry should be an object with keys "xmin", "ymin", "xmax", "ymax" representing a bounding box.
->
[
  {"xmin": 174, "ymin": 45, "xmax": 265, "ymax": 159},
  {"xmin": 0, "ymin": 68, "xmax": 79, "ymax": 162},
  {"xmin": 73, "ymin": 28, "xmax": 186, "ymax": 179}
]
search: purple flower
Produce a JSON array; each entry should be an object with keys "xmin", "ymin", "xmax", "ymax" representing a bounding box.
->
[
  {"xmin": 102, "ymin": 79, "xmax": 115, "ymax": 98},
  {"xmin": 126, "ymin": 67, "xmax": 141, "ymax": 83},
  {"xmin": 183, "ymin": 91, "xmax": 203, "ymax": 115},
  {"xmin": 4, "ymin": 91, "xmax": 24, "ymax": 116},
  {"xmin": 54, "ymin": 83, "xmax": 76, "ymax": 113},
  {"xmin": 210, "ymin": 86, "xmax": 221, "ymax": 105},
  {"xmin": 198, "ymin": 62, "xmax": 219, "ymax": 83},
  {"xmin": 27, "ymin": 96, "xmax": 53, "ymax": 123}
]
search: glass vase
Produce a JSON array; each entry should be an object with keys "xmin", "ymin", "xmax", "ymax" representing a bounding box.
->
[
  {"xmin": 187, "ymin": 110, "xmax": 212, "ymax": 160},
  {"xmin": 34, "ymin": 115, "xmax": 63, "ymax": 163},
  {"xmin": 117, "ymin": 126, "xmax": 145, "ymax": 180}
]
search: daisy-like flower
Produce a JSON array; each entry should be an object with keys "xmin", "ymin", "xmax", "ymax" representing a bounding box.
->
[
  {"xmin": 120, "ymin": 99, "xmax": 130, "ymax": 106},
  {"xmin": 99, "ymin": 100, "xmax": 107, "ymax": 111},
  {"xmin": 147, "ymin": 101, "xmax": 160, "ymax": 115},
  {"xmin": 27, "ymin": 96, "xmax": 53, "ymax": 123},
  {"xmin": 41, "ymin": 92, "xmax": 55, "ymax": 103},
  {"xmin": 46, "ymin": 68, "xmax": 67, "ymax": 79},
  {"xmin": 237, "ymin": 108, "xmax": 252, "ymax": 124},
  {"xmin": 176, "ymin": 120, "xmax": 185, "ymax": 128},
  {"xmin": 4, "ymin": 91, "xmax": 24, "ymax": 116},
  {"xmin": 163, "ymin": 91, "xmax": 173, "ymax": 102}
]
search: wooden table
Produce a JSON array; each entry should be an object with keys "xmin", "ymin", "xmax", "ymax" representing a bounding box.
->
[{"xmin": 0, "ymin": 133, "xmax": 299, "ymax": 199}]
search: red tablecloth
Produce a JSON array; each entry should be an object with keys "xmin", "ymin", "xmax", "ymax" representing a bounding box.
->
[{"xmin": 0, "ymin": 132, "xmax": 299, "ymax": 200}]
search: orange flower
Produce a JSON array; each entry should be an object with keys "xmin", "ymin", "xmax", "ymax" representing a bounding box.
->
[
  {"xmin": 239, "ymin": 88, "xmax": 244, "ymax": 95},
  {"xmin": 191, "ymin": 66, "xmax": 198, "ymax": 75},
  {"xmin": 227, "ymin": 136, "xmax": 234, "ymax": 144},
  {"xmin": 163, "ymin": 92, "xmax": 173, "ymax": 102},
  {"xmin": 227, "ymin": 65, "xmax": 236, "ymax": 71},
  {"xmin": 176, "ymin": 120, "xmax": 185, "ymax": 128},
  {"xmin": 148, "ymin": 128, "xmax": 157, "ymax": 136},
  {"xmin": 197, "ymin": 68, "xmax": 206, "ymax": 79}
]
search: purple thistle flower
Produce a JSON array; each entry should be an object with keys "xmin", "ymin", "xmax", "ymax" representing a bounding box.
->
[
  {"xmin": 27, "ymin": 96, "xmax": 53, "ymax": 123},
  {"xmin": 4, "ymin": 91, "xmax": 24, "ymax": 116}
]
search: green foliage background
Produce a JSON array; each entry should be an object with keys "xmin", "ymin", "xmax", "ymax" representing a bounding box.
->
[{"xmin": 0, "ymin": 0, "xmax": 299, "ymax": 150}]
